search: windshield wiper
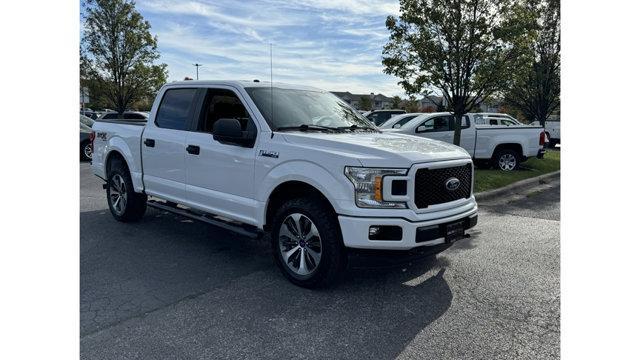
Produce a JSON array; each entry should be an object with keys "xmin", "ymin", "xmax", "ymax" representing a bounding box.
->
[
  {"xmin": 336, "ymin": 124, "xmax": 377, "ymax": 132},
  {"xmin": 275, "ymin": 124, "xmax": 338, "ymax": 132}
]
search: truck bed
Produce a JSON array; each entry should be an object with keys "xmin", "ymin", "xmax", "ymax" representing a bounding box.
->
[
  {"xmin": 91, "ymin": 120, "xmax": 145, "ymax": 192},
  {"xmin": 473, "ymin": 125, "xmax": 544, "ymax": 159}
]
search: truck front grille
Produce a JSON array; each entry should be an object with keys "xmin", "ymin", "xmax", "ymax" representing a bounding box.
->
[{"xmin": 414, "ymin": 163, "xmax": 472, "ymax": 208}]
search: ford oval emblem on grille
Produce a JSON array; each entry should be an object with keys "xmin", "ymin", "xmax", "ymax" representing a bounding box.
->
[{"xmin": 445, "ymin": 177, "xmax": 460, "ymax": 191}]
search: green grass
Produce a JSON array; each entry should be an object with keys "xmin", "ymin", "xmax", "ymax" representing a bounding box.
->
[{"xmin": 474, "ymin": 150, "xmax": 560, "ymax": 193}]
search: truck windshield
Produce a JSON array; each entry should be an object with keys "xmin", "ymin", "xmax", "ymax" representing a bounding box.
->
[{"xmin": 245, "ymin": 87, "xmax": 376, "ymax": 132}]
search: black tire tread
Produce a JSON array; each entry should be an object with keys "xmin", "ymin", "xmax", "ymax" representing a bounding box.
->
[
  {"xmin": 107, "ymin": 159, "xmax": 147, "ymax": 222},
  {"xmin": 271, "ymin": 196, "xmax": 347, "ymax": 289}
]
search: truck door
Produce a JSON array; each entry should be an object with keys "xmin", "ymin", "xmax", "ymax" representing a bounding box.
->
[
  {"xmin": 458, "ymin": 116, "xmax": 476, "ymax": 156},
  {"xmin": 415, "ymin": 115, "xmax": 453, "ymax": 143},
  {"xmin": 183, "ymin": 87, "xmax": 258, "ymax": 225},
  {"xmin": 141, "ymin": 87, "xmax": 199, "ymax": 203}
]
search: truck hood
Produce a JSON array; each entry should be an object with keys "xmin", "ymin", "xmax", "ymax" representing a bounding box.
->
[{"xmin": 281, "ymin": 131, "xmax": 470, "ymax": 168}]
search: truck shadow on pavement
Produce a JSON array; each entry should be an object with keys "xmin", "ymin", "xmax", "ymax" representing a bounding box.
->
[{"xmin": 81, "ymin": 207, "xmax": 458, "ymax": 359}]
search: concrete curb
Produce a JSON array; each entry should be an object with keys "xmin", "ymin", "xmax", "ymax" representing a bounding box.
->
[{"xmin": 474, "ymin": 170, "xmax": 560, "ymax": 202}]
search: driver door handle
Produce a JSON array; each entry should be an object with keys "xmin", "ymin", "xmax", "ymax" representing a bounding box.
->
[
  {"xmin": 144, "ymin": 138, "xmax": 155, "ymax": 147},
  {"xmin": 186, "ymin": 145, "xmax": 200, "ymax": 155}
]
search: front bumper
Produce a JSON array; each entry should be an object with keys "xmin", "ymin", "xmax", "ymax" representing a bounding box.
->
[{"xmin": 338, "ymin": 205, "xmax": 478, "ymax": 250}]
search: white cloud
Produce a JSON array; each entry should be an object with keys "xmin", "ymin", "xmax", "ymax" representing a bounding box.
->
[{"xmin": 138, "ymin": 0, "xmax": 405, "ymax": 96}]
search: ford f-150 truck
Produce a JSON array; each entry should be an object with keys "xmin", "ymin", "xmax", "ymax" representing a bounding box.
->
[
  {"xmin": 385, "ymin": 112, "xmax": 546, "ymax": 171},
  {"xmin": 90, "ymin": 81, "xmax": 478, "ymax": 288}
]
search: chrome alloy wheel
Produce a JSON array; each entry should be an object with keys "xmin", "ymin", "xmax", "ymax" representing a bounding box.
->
[
  {"xmin": 83, "ymin": 143, "xmax": 92, "ymax": 159},
  {"xmin": 278, "ymin": 213, "xmax": 322, "ymax": 277},
  {"xmin": 498, "ymin": 153, "xmax": 517, "ymax": 171},
  {"xmin": 109, "ymin": 174, "xmax": 127, "ymax": 216}
]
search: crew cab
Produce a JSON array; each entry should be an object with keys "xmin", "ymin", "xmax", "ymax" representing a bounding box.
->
[
  {"xmin": 385, "ymin": 112, "xmax": 545, "ymax": 171},
  {"xmin": 90, "ymin": 81, "xmax": 478, "ymax": 288}
]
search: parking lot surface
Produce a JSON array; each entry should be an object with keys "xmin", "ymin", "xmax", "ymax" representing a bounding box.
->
[{"xmin": 80, "ymin": 163, "xmax": 560, "ymax": 359}]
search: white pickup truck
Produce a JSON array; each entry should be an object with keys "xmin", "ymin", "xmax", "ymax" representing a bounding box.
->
[
  {"xmin": 90, "ymin": 81, "xmax": 478, "ymax": 288},
  {"xmin": 531, "ymin": 116, "xmax": 560, "ymax": 147},
  {"xmin": 385, "ymin": 112, "xmax": 546, "ymax": 171}
]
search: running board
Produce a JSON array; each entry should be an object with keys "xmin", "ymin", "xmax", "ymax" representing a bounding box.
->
[{"xmin": 147, "ymin": 200, "xmax": 262, "ymax": 239}]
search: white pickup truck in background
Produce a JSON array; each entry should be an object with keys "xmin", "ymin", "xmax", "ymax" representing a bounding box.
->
[
  {"xmin": 90, "ymin": 81, "xmax": 478, "ymax": 288},
  {"xmin": 384, "ymin": 112, "xmax": 546, "ymax": 171},
  {"xmin": 532, "ymin": 115, "xmax": 560, "ymax": 147}
]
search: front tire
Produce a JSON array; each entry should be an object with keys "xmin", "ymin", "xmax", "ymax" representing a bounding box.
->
[
  {"xmin": 106, "ymin": 160, "xmax": 147, "ymax": 222},
  {"xmin": 493, "ymin": 149, "xmax": 520, "ymax": 171},
  {"xmin": 271, "ymin": 197, "xmax": 347, "ymax": 288}
]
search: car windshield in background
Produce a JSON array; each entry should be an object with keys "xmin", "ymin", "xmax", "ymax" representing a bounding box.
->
[{"xmin": 245, "ymin": 87, "xmax": 376, "ymax": 132}]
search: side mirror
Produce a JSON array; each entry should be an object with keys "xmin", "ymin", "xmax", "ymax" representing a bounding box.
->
[
  {"xmin": 213, "ymin": 118, "xmax": 242, "ymax": 138},
  {"xmin": 416, "ymin": 125, "xmax": 427, "ymax": 133},
  {"xmin": 213, "ymin": 118, "xmax": 255, "ymax": 147},
  {"xmin": 392, "ymin": 123, "xmax": 401, "ymax": 129}
]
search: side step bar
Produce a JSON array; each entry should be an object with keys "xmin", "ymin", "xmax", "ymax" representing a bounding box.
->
[{"xmin": 147, "ymin": 200, "xmax": 262, "ymax": 239}]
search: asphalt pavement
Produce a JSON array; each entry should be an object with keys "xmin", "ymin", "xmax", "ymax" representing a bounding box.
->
[{"xmin": 80, "ymin": 162, "xmax": 560, "ymax": 359}]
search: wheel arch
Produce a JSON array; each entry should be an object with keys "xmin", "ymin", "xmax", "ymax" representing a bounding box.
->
[
  {"xmin": 491, "ymin": 143, "xmax": 524, "ymax": 160},
  {"xmin": 263, "ymin": 180, "xmax": 337, "ymax": 231}
]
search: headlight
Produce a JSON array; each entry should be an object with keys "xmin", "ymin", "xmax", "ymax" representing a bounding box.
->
[{"xmin": 344, "ymin": 167, "xmax": 408, "ymax": 208}]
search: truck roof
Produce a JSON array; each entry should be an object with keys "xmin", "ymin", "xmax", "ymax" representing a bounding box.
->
[{"xmin": 164, "ymin": 80, "xmax": 323, "ymax": 92}]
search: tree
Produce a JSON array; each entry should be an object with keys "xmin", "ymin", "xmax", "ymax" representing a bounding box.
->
[
  {"xmin": 504, "ymin": 0, "xmax": 560, "ymax": 126},
  {"xmin": 359, "ymin": 96, "xmax": 372, "ymax": 111},
  {"xmin": 404, "ymin": 97, "xmax": 422, "ymax": 112},
  {"xmin": 391, "ymin": 95, "xmax": 402, "ymax": 108},
  {"xmin": 81, "ymin": 0, "xmax": 168, "ymax": 114},
  {"xmin": 383, "ymin": 0, "xmax": 536, "ymax": 145}
]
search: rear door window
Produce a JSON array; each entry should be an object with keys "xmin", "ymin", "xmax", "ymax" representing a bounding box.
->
[{"xmin": 155, "ymin": 88, "xmax": 198, "ymax": 130}]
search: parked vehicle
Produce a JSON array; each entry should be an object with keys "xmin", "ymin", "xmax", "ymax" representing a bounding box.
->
[
  {"xmin": 379, "ymin": 113, "xmax": 422, "ymax": 129},
  {"xmin": 98, "ymin": 111, "xmax": 149, "ymax": 121},
  {"xmin": 365, "ymin": 109, "xmax": 406, "ymax": 126},
  {"xmin": 80, "ymin": 122, "xmax": 93, "ymax": 161},
  {"xmin": 91, "ymin": 81, "xmax": 478, "ymax": 288},
  {"xmin": 80, "ymin": 114, "xmax": 95, "ymax": 128},
  {"xmin": 385, "ymin": 112, "xmax": 545, "ymax": 171},
  {"xmin": 531, "ymin": 116, "xmax": 560, "ymax": 147},
  {"xmin": 472, "ymin": 112, "xmax": 522, "ymax": 125}
]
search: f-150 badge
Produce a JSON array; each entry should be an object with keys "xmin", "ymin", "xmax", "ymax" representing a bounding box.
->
[{"xmin": 259, "ymin": 150, "xmax": 279, "ymax": 158}]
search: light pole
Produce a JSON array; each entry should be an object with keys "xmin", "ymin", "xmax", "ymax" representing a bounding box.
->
[{"xmin": 193, "ymin": 63, "xmax": 203, "ymax": 80}]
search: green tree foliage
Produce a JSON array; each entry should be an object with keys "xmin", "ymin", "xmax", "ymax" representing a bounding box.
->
[
  {"xmin": 404, "ymin": 97, "xmax": 422, "ymax": 112},
  {"xmin": 81, "ymin": 0, "xmax": 167, "ymax": 114},
  {"xmin": 504, "ymin": 0, "xmax": 560, "ymax": 126},
  {"xmin": 383, "ymin": 0, "xmax": 536, "ymax": 145},
  {"xmin": 359, "ymin": 96, "xmax": 372, "ymax": 111},
  {"xmin": 391, "ymin": 95, "xmax": 402, "ymax": 108}
]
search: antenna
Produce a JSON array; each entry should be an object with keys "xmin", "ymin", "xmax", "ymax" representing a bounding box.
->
[{"xmin": 270, "ymin": 43, "xmax": 274, "ymax": 138}]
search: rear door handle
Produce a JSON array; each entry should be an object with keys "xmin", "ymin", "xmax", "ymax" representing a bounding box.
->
[
  {"xmin": 186, "ymin": 145, "xmax": 200, "ymax": 155},
  {"xmin": 144, "ymin": 138, "xmax": 155, "ymax": 147}
]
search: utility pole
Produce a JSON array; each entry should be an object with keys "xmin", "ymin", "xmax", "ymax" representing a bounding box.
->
[{"xmin": 193, "ymin": 63, "xmax": 203, "ymax": 80}]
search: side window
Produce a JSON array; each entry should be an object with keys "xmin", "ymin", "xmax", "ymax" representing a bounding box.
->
[
  {"xmin": 198, "ymin": 88, "xmax": 254, "ymax": 133},
  {"xmin": 155, "ymin": 88, "xmax": 198, "ymax": 130},
  {"xmin": 417, "ymin": 116, "xmax": 453, "ymax": 133},
  {"xmin": 501, "ymin": 119, "xmax": 515, "ymax": 126},
  {"xmin": 462, "ymin": 115, "xmax": 470, "ymax": 129},
  {"xmin": 124, "ymin": 113, "xmax": 146, "ymax": 120},
  {"xmin": 102, "ymin": 113, "xmax": 117, "ymax": 120},
  {"xmin": 489, "ymin": 119, "xmax": 498, "ymax": 125},
  {"xmin": 393, "ymin": 115, "xmax": 418, "ymax": 128}
]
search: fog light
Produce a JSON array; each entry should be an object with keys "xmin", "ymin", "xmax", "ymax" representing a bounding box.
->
[
  {"xmin": 368, "ymin": 225, "xmax": 402, "ymax": 241},
  {"xmin": 369, "ymin": 226, "xmax": 382, "ymax": 237}
]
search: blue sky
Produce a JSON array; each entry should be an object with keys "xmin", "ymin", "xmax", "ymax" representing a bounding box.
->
[{"xmin": 131, "ymin": 0, "xmax": 405, "ymax": 96}]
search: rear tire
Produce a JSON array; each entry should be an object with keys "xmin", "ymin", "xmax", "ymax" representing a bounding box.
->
[
  {"xmin": 106, "ymin": 159, "xmax": 147, "ymax": 222},
  {"xmin": 271, "ymin": 197, "xmax": 347, "ymax": 288},
  {"xmin": 80, "ymin": 140, "xmax": 92, "ymax": 161},
  {"xmin": 493, "ymin": 149, "xmax": 520, "ymax": 171}
]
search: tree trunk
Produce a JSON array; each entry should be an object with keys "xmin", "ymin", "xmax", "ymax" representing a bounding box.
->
[{"xmin": 453, "ymin": 113, "xmax": 463, "ymax": 146}]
